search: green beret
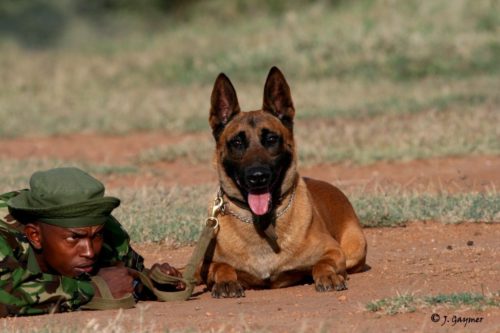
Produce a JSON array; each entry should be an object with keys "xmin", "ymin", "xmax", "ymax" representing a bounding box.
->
[{"xmin": 7, "ymin": 167, "xmax": 120, "ymax": 228}]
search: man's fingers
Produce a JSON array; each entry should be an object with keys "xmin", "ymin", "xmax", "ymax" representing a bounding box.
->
[{"xmin": 151, "ymin": 263, "xmax": 182, "ymax": 277}]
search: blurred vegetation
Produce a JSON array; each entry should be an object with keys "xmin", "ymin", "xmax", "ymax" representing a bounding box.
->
[
  {"xmin": 0, "ymin": 0, "xmax": 499, "ymax": 161},
  {"xmin": 0, "ymin": 0, "xmax": 346, "ymax": 49}
]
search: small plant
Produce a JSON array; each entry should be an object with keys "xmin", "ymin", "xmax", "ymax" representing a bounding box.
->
[
  {"xmin": 366, "ymin": 292, "xmax": 500, "ymax": 315},
  {"xmin": 366, "ymin": 293, "xmax": 417, "ymax": 315}
]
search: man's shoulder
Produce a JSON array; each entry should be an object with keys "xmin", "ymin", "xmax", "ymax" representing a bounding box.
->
[
  {"xmin": 0, "ymin": 221, "xmax": 28, "ymax": 258},
  {"xmin": 0, "ymin": 191, "xmax": 29, "ymax": 260},
  {"xmin": 0, "ymin": 191, "xmax": 25, "ymax": 232}
]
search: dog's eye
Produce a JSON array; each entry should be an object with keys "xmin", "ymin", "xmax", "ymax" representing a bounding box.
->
[
  {"xmin": 229, "ymin": 137, "xmax": 244, "ymax": 149},
  {"xmin": 263, "ymin": 134, "xmax": 279, "ymax": 147}
]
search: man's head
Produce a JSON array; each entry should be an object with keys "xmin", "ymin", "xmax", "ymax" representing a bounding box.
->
[
  {"xmin": 24, "ymin": 222, "xmax": 105, "ymax": 277},
  {"xmin": 7, "ymin": 167, "xmax": 120, "ymax": 278}
]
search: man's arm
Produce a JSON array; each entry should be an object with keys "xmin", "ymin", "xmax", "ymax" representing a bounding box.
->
[{"xmin": 0, "ymin": 234, "xmax": 95, "ymax": 317}]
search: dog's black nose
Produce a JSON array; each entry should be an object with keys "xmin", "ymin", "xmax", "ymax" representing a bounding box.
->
[{"xmin": 245, "ymin": 166, "xmax": 271, "ymax": 188}]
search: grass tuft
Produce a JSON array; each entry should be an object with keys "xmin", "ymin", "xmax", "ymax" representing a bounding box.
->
[
  {"xmin": 366, "ymin": 293, "xmax": 417, "ymax": 315},
  {"xmin": 366, "ymin": 291, "xmax": 500, "ymax": 315}
]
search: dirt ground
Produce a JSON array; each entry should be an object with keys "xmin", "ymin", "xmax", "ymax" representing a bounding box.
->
[{"xmin": 1, "ymin": 133, "xmax": 499, "ymax": 332}]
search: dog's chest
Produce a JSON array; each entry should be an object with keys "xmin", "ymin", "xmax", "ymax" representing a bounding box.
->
[
  {"xmin": 215, "ymin": 228, "xmax": 297, "ymax": 279},
  {"xmin": 214, "ymin": 201, "xmax": 321, "ymax": 280}
]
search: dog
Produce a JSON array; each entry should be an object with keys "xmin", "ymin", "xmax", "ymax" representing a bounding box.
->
[{"xmin": 201, "ymin": 67, "xmax": 367, "ymax": 298}]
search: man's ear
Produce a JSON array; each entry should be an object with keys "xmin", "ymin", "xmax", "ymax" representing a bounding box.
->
[
  {"xmin": 209, "ymin": 73, "xmax": 241, "ymax": 140},
  {"xmin": 262, "ymin": 66, "xmax": 295, "ymax": 131},
  {"xmin": 24, "ymin": 222, "xmax": 42, "ymax": 250}
]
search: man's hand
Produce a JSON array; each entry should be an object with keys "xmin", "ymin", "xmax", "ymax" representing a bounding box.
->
[
  {"xmin": 93, "ymin": 266, "xmax": 136, "ymax": 298},
  {"xmin": 150, "ymin": 263, "xmax": 185, "ymax": 290}
]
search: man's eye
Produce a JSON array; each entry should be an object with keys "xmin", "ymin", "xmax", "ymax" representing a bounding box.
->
[{"xmin": 66, "ymin": 235, "xmax": 78, "ymax": 242}]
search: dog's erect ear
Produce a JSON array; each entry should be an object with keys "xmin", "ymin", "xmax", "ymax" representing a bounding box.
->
[
  {"xmin": 209, "ymin": 73, "xmax": 241, "ymax": 140},
  {"xmin": 262, "ymin": 66, "xmax": 295, "ymax": 131}
]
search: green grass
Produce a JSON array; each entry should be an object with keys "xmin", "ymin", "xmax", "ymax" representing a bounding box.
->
[
  {"xmin": 113, "ymin": 185, "xmax": 213, "ymax": 244},
  {"xmin": 1, "ymin": 158, "xmax": 499, "ymax": 243},
  {"xmin": 366, "ymin": 292, "xmax": 500, "ymax": 315},
  {"xmin": 2, "ymin": 161, "xmax": 499, "ymax": 243},
  {"xmin": 113, "ymin": 189, "xmax": 500, "ymax": 243},
  {"xmin": 0, "ymin": 0, "xmax": 499, "ymax": 166},
  {"xmin": 353, "ymin": 192, "xmax": 500, "ymax": 227}
]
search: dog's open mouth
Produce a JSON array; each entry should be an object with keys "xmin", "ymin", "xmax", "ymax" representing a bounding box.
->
[
  {"xmin": 248, "ymin": 192, "xmax": 271, "ymax": 216},
  {"xmin": 233, "ymin": 167, "xmax": 283, "ymax": 216}
]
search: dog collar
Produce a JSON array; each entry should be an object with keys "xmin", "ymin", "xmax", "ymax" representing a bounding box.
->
[{"xmin": 219, "ymin": 187, "xmax": 295, "ymax": 224}]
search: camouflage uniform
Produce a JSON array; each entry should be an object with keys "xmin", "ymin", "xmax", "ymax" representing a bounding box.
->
[{"xmin": 0, "ymin": 191, "xmax": 145, "ymax": 317}]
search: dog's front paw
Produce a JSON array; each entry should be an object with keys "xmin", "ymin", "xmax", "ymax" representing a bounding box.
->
[
  {"xmin": 211, "ymin": 281, "xmax": 246, "ymax": 298},
  {"xmin": 314, "ymin": 273, "xmax": 347, "ymax": 292}
]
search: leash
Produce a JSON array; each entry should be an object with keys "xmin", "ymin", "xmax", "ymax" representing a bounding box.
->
[{"xmin": 83, "ymin": 194, "xmax": 223, "ymax": 310}]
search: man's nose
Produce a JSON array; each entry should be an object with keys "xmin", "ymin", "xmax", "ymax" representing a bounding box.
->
[{"xmin": 80, "ymin": 239, "xmax": 95, "ymax": 259}]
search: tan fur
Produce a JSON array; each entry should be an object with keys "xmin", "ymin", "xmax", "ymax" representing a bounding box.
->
[{"xmin": 202, "ymin": 67, "xmax": 367, "ymax": 297}]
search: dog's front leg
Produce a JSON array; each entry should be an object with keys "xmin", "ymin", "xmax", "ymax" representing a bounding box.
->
[
  {"xmin": 312, "ymin": 248, "xmax": 348, "ymax": 292},
  {"xmin": 208, "ymin": 262, "xmax": 245, "ymax": 298}
]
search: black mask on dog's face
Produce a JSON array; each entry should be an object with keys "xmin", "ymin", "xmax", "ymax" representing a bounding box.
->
[{"xmin": 209, "ymin": 67, "xmax": 297, "ymax": 215}]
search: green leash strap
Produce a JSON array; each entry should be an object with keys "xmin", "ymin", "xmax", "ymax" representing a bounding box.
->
[
  {"xmin": 138, "ymin": 192, "xmax": 222, "ymax": 302},
  {"xmin": 82, "ymin": 194, "xmax": 222, "ymax": 309},
  {"xmin": 137, "ymin": 217, "xmax": 218, "ymax": 302},
  {"xmin": 81, "ymin": 276, "xmax": 136, "ymax": 310}
]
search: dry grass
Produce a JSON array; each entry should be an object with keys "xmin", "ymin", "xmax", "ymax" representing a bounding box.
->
[
  {"xmin": 297, "ymin": 103, "xmax": 500, "ymax": 165},
  {"xmin": 1, "ymin": 159, "xmax": 499, "ymax": 244},
  {"xmin": 0, "ymin": 0, "xmax": 499, "ymax": 167},
  {"xmin": 0, "ymin": 0, "xmax": 499, "ymax": 244}
]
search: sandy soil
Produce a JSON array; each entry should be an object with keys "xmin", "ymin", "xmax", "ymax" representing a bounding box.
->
[{"xmin": 1, "ymin": 133, "xmax": 499, "ymax": 332}]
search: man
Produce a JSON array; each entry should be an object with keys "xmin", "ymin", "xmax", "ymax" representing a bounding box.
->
[{"xmin": 0, "ymin": 167, "xmax": 182, "ymax": 316}]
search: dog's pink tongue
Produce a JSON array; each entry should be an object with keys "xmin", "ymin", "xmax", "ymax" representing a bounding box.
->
[{"xmin": 248, "ymin": 193, "xmax": 271, "ymax": 216}]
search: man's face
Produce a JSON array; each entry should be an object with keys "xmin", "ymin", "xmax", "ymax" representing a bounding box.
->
[{"xmin": 26, "ymin": 223, "xmax": 105, "ymax": 278}]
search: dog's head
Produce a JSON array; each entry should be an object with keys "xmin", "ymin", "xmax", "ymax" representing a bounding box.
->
[{"xmin": 209, "ymin": 67, "xmax": 298, "ymax": 216}]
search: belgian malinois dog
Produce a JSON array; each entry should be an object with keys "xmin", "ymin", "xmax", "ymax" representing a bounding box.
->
[{"xmin": 203, "ymin": 67, "xmax": 367, "ymax": 298}]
